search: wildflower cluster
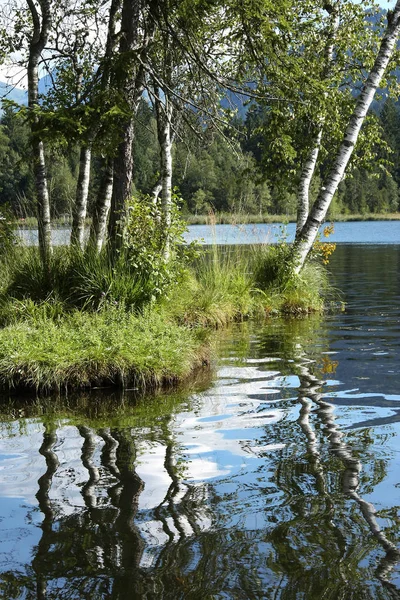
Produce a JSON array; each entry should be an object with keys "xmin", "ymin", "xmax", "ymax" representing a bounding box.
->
[{"xmin": 312, "ymin": 223, "xmax": 336, "ymax": 265}]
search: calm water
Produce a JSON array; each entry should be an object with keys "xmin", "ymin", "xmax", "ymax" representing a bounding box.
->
[
  {"xmin": 18, "ymin": 219, "xmax": 400, "ymax": 246},
  {"xmin": 1, "ymin": 244, "xmax": 400, "ymax": 599}
]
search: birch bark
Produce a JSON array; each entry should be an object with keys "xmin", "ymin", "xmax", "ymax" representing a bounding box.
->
[
  {"xmin": 89, "ymin": 157, "xmax": 113, "ymax": 252},
  {"xmin": 292, "ymin": 3, "xmax": 400, "ymax": 273},
  {"xmin": 151, "ymin": 180, "xmax": 162, "ymax": 206},
  {"xmin": 81, "ymin": 0, "xmax": 120, "ymax": 253},
  {"xmin": 296, "ymin": 129, "xmax": 323, "ymax": 235},
  {"xmin": 26, "ymin": 0, "xmax": 52, "ymax": 265},
  {"xmin": 295, "ymin": 2, "xmax": 339, "ymax": 238},
  {"xmin": 71, "ymin": 145, "xmax": 92, "ymax": 249},
  {"xmin": 161, "ymin": 103, "xmax": 173, "ymax": 260},
  {"xmin": 154, "ymin": 87, "xmax": 174, "ymax": 260}
]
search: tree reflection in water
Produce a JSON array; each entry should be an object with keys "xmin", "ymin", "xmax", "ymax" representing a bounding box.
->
[
  {"xmin": 1, "ymin": 325, "xmax": 400, "ymax": 598},
  {"xmin": 296, "ymin": 359, "xmax": 400, "ymax": 600},
  {"xmin": 32, "ymin": 423, "xmax": 59, "ymax": 600}
]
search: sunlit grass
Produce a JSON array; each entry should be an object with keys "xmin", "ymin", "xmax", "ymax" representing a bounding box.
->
[
  {"xmin": 0, "ymin": 242, "xmax": 334, "ymax": 393},
  {"xmin": 0, "ymin": 306, "xmax": 208, "ymax": 393}
]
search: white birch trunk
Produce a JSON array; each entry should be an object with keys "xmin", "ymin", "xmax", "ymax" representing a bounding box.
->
[
  {"xmin": 160, "ymin": 100, "xmax": 173, "ymax": 260},
  {"xmin": 35, "ymin": 138, "xmax": 52, "ymax": 262},
  {"xmin": 154, "ymin": 83, "xmax": 174, "ymax": 261},
  {"xmin": 296, "ymin": 128, "xmax": 323, "ymax": 236},
  {"xmin": 27, "ymin": 0, "xmax": 52, "ymax": 265},
  {"xmin": 90, "ymin": 158, "xmax": 113, "ymax": 252},
  {"xmin": 71, "ymin": 145, "xmax": 92, "ymax": 249},
  {"xmin": 151, "ymin": 179, "xmax": 162, "ymax": 205},
  {"xmin": 150, "ymin": 178, "xmax": 162, "ymax": 225},
  {"xmin": 295, "ymin": 4, "xmax": 339, "ymax": 238},
  {"xmin": 292, "ymin": 3, "xmax": 400, "ymax": 273}
]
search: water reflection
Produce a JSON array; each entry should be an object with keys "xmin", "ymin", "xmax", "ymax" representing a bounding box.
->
[
  {"xmin": 297, "ymin": 360, "xmax": 400, "ymax": 598},
  {"xmin": 0, "ymin": 246, "xmax": 400, "ymax": 598}
]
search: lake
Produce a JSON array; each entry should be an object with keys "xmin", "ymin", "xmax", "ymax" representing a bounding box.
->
[
  {"xmin": 17, "ymin": 219, "xmax": 400, "ymax": 245},
  {"xmin": 1, "ymin": 241, "xmax": 400, "ymax": 598}
]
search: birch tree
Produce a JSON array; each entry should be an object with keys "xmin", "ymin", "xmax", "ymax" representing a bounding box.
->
[
  {"xmin": 40, "ymin": 0, "xmax": 116, "ymax": 250},
  {"xmin": 295, "ymin": 1, "xmax": 339, "ymax": 237},
  {"xmin": 153, "ymin": 83, "xmax": 174, "ymax": 259},
  {"xmin": 235, "ymin": 0, "xmax": 386, "ymax": 231},
  {"xmin": 146, "ymin": 0, "xmax": 246, "ymax": 257},
  {"xmin": 26, "ymin": 0, "xmax": 53, "ymax": 265},
  {"xmin": 71, "ymin": 144, "xmax": 92, "ymax": 248},
  {"xmin": 292, "ymin": 3, "xmax": 400, "ymax": 272},
  {"xmin": 89, "ymin": 157, "xmax": 113, "ymax": 251},
  {"xmin": 88, "ymin": 0, "xmax": 121, "ymax": 252}
]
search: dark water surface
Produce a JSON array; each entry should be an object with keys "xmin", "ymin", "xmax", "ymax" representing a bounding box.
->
[{"xmin": 1, "ymin": 244, "xmax": 400, "ymax": 599}]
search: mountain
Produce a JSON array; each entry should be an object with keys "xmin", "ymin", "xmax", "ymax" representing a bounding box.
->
[
  {"xmin": 0, "ymin": 73, "xmax": 54, "ymax": 116},
  {"xmin": 0, "ymin": 81, "xmax": 27, "ymax": 109}
]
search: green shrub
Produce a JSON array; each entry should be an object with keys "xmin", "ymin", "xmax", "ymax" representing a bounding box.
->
[{"xmin": 123, "ymin": 193, "xmax": 198, "ymax": 301}]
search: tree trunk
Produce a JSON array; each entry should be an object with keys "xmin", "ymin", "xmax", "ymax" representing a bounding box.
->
[
  {"xmin": 34, "ymin": 138, "xmax": 52, "ymax": 264},
  {"xmin": 151, "ymin": 179, "xmax": 162, "ymax": 206},
  {"xmin": 108, "ymin": 117, "xmax": 136, "ymax": 251},
  {"xmin": 107, "ymin": 0, "xmax": 142, "ymax": 253},
  {"xmin": 27, "ymin": 0, "xmax": 52, "ymax": 265},
  {"xmin": 153, "ymin": 79, "xmax": 174, "ymax": 260},
  {"xmin": 89, "ymin": 157, "xmax": 113, "ymax": 252},
  {"xmin": 295, "ymin": 128, "xmax": 323, "ymax": 236},
  {"xmin": 107, "ymin": 0, "xmax": 157, "ymax": 254},
  {"xmin": 292, "ymin": 3, "xmax": 400, "ymax": 273},
  {"xmin": 159, "ymin": 101, "xmax": 173, "ymax": 260},
  {"xmin": 295, "ymin": 3, "xmax": 339, "ymax": 238},
  {"xmin": 81, "ymin": 0, "xmax": 120, "ymax": 253},
  {"xmin": 71, "ymin": 145, "xmax": 92, "ymax": 249}
]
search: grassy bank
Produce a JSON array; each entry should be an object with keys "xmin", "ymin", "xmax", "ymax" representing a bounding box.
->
[
  {"xmin": 0, "ymin": 244, "xmax": 333, "ymax": 395},
  {"xmin": 0, "ymin": 307, "xmax": 209, "ymax": 393}
]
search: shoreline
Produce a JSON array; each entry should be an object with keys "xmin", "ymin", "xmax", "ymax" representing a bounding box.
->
[
  {"xmin": 15, "ymin": 212, "xmax": 400, "ymax": 230},
  {"xmin": 184, "ymin": 212, "xmax": 400, "ymax": 225}
]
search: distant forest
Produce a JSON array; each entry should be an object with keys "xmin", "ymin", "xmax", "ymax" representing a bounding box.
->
[{"xmin": 1, "ymin": 95, "xmax": 400, "ymax": 219}]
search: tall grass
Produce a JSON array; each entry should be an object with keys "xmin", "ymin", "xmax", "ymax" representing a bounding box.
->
[
  {"xmin": 250, "ymin": 243, "xmax": 330, "ymax": 314},
  {"xmin": 2, "ymin": 246, "xmax": 154, "ymax": 312},
  {"xmin": 184, "ymin": 212, "xmax": 297, "ymax": 225},
  {"xmin": 0, "ymin": 240, "xmax": 334, "ymax": 392},
  {"xmin": 1, "ymin": 242, "xmax": 330, "ymax": 325},
  {"xmin": 171, "ymin": 246, "xmax": 257, "ymax": 327},
  {"xmin": 184, "ymin": 211, "xmax": 400, "ymax": 225}
]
